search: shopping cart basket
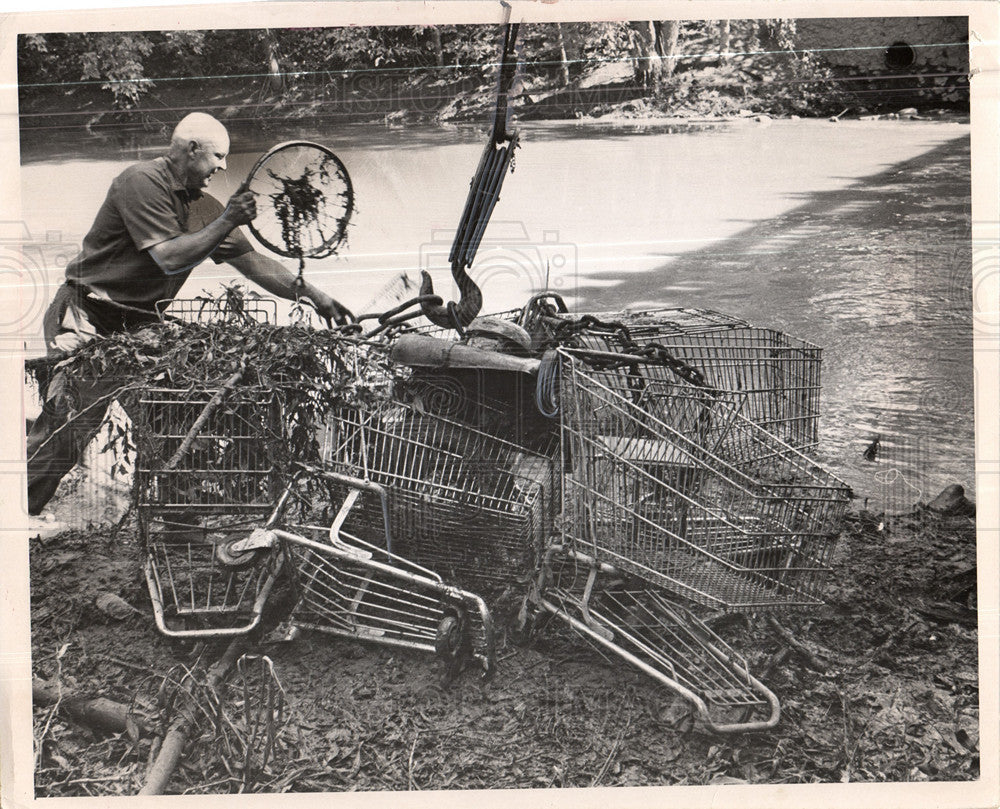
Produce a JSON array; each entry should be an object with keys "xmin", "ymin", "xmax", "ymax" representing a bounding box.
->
[
  {"xmin": 320, "ymin": 397, "xmax": 558, "ymax": 603},
  {"xmin": 264, "ymin": 465, "xmax": 497, "ymax": 679},
  {"xmin": 513, "ymin": 299, "xmax": 821, "ymax": 451},
  {"xmin": 135, "ymin": 384, "xmax": 287, "ymax": 638},
  {"xmin": 557, "ymin": 346, "xmax": 851, "ymax": 611},
  {"xmin": 569, "ymin": 313, "xmax": 822, "ymax": 451}
]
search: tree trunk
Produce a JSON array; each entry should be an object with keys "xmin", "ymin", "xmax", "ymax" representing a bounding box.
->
[
  {"xmin": 429, "ymin": 26, "xmax": 444, "ymax": 68},
  {"xmin": 627, "ymin": 21, "xmax": 661, "ymax": 88},
  {"xmin": 263, "ymin": 29, "xmax": 284, "ymax": 99},
  {"xmin": 718, "ymin": 20, "xmax": 731, "ymax": 65},
  {"xmin": 555, "ymin": 23, "xmax": 571, "ymax": 86},
  {"xmin": 33, "ymin": 679, "xmax": 152, "ymax": 736},
  {"xmin": 654, "ymin": 21, "xmax": 681, "ymax": 79}
]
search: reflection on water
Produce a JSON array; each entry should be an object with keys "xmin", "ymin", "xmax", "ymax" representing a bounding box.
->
[{"xmin": 18, "ymin": 119, "xmax": 975, "ymax": 506}]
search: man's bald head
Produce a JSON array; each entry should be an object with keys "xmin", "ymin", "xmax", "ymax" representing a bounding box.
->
[
  {"xmin": 167, "ymin": 113, "xmax": 231, "ymax": 191},
  {"xmin": 170, "ymin": 112, "xmax": 230, "ymax": 153}
]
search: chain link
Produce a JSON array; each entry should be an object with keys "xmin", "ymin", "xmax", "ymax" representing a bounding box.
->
[{"xmin": 554, "ymin": 315, "xmax": 711, "ymax": 389}]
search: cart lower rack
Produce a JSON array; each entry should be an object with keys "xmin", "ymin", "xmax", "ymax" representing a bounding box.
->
[
  {"xmin": 530, "ymin": 546, "xmax": 780, "ymax": 733},
  {"xmin": 266, "ymin": 466, "xmax": 497, "ymax": 678}
]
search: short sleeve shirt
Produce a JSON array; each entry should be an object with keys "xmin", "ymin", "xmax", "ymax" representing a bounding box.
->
[{"xmin": 64, "ymin": 156, "xmax": 253, "ymax": 309}]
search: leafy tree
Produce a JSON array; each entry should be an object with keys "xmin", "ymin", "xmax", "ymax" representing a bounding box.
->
[{"xmin": 79, "ymin": 33, "xmax": 154, "ymax": 109}]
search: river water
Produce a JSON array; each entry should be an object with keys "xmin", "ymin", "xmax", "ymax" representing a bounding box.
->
[{"xmin": 17, "ymin": 118, "xmax": 975, "ymax": 507}]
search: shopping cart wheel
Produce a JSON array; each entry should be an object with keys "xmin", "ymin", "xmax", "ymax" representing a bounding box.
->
[
  {"xmin": 435, "ymin": 613, "xmax": 472, "ymax": 685},
  {"xmin": 215, "ymin": 528, "xmax": 276, "ymax": 570},
  {"xmin": 215, "ymin": 538, "xmax": 266, "ymax": 570}
]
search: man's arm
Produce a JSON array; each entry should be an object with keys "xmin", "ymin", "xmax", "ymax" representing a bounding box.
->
[
  {"xmin": 147, "ymin": 191, "xmax": 256, "ymax": 275},
  {"xmin": 226, "ymin": 251, "xmax": 354, "ymax": 325}
]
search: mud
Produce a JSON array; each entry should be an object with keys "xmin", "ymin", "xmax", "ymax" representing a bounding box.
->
[{"xmin": 30, "ymin": 503, "xmax": 978, "ymax": 795}]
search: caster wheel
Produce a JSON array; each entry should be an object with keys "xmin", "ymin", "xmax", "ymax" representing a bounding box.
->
[
  {"xmin": 435, "ymin": 615, "xmax": 462, "ymax": 657},
  {"xmin": 435, "ymin": 613, "xmax": 471, "ymax": 685},
  {"xmin": 215, "ymin": 537, "xmax": 264, "ymax": 569}
]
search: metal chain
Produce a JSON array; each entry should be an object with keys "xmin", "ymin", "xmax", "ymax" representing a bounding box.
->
[{"xmin": 555, "ymin": 315, "xmax": 712, "ymax": 389}]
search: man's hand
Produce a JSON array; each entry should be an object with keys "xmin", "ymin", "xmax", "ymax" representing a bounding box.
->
[
  {"xmin": 223, "ymin": 190, "xmax": 257, "ymax": 227},
  {"xmin": 312, "ymin": 294, "xmax": 355, "ymax": 327}
]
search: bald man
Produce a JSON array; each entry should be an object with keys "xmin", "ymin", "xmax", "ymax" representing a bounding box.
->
[{"xmin": 26, "ymin": 112, "xmax": 350, "ymax": 515}]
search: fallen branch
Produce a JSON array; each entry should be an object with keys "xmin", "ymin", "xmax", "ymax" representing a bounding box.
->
[
  {"xmin": 33, "ymin": 678, "xmax": 152, "ymax": 736},
  {"xmin": 161, "ymin": 363, "xmax": 246, "ymax": 472},
  {"xmin": 766, "ymin": 616, "xmax": 830, "ymax": 674},
  {"xmin": 25, "ymin": 385, "xmax": 138, "ymax": 462},
  {"xmin": 758, "ymin": 646, "xmax": 791, "ymax": 682},
  {"xmin": 139, "ymin": 639, "xmax": 244, "ymax": 796}
]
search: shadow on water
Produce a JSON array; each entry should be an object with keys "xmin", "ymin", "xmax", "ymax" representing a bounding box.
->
[
  {"xmin": 570, "ymin": 135, "xmax": 974, "ymax": 507},
  {"xmin": 570, "ymin": 137, "xmax": 971, "ymax": 311}
]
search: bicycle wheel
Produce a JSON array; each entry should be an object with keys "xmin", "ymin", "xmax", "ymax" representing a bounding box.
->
[{"xmin": 243, "ymin": 140, "xmax": 354, "ymax": 259}]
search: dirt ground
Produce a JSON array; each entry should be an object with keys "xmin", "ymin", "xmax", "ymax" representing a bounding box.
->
[{"xmin": 28, "ymin": 498, "xmax": 979, "ymax": 795}]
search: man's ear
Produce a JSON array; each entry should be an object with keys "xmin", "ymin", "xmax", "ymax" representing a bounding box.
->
[{"xmin": 187, "ymin": 140, "xmax": 199, "ymax": 155}]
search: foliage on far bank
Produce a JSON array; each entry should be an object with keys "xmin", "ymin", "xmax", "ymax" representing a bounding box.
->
[{"xmin": 17, "ymin": 21, "xmax": 858, "ymax": 121}]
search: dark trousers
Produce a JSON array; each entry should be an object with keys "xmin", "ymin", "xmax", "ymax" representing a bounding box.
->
[{"xmin": 26, "ymin": 284, "xmax": 123, "ymax": 515}]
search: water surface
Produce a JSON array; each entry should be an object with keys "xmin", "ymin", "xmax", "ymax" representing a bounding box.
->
[{"xmin": 18, "ymin": 118, "xmax": 975, "ymax": 506}]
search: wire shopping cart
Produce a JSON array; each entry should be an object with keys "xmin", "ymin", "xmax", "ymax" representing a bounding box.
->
[
  {"xmin": 135, "ymin": 297, "xmax": 286, "ymax": 639},
  {"xmin": 557, "ymin": 346, "xmax": 851, "ymax": 611},
  {"xmin": 456, "ymin": 319, "xmax": 842, "ymax": 732},
  {"xmin": 518, "ymin": 344, "xmax": 849, "ymax": 730},
  {"xmin": 262, "ymin": 465, "xmax": 497, "ymax": 680},
  {"xmin": 136, "ymin": 384, "xmax": 286, "ymax": 638}
]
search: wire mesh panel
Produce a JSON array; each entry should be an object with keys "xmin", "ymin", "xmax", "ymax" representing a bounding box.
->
[
  {"xmin": 571, "ymin": 316, "xmax": 822, "ymax": 451},
  {"xmin": 135, "ymin": 386, "xmax": 287, "ymax": 636},
  {"xmin": 159, "ymin": 296, "xmax": 278, "ymax": 325},
  {"xmin": 537, "ymin": 549, "xmax": 779, "ymax": 733},
  {"xmin": 282, "ymin": 526, "xmax": 449, "ymax": 645},
  {"xmin": 321, "ymin": 401, "xmax": 558, "ymax": 599},
  {"xmin": 399, "ymin": 368, "xmax": 558, "ymax": 455},
  {"xmin": 135, "ymin": 387, "xmax": 284, "ymax": 516},
  {"xmin": 559, "ymin": 348, "xmax": 851, "ymax": 611}
]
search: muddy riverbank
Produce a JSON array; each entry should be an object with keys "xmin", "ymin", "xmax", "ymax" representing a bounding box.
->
[{"xmin": 28, "ymin": 496, "xmax": 979, "ymax": 795}]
